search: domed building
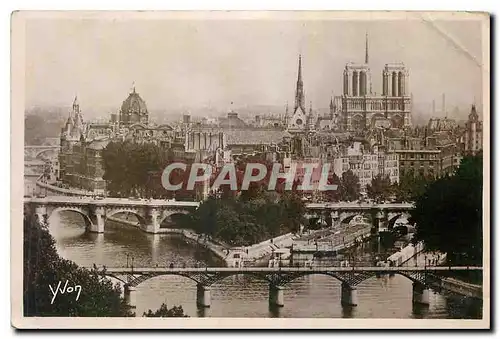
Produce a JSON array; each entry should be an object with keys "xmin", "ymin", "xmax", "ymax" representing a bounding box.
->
[{"xmin": 119, "ymin": 87, "xmax": 149, "ymax": 126}]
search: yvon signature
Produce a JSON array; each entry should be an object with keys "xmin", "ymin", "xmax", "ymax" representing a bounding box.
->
[{"xmin": 49, "ymin": 280, "xmax": 82, "ymax": 304}]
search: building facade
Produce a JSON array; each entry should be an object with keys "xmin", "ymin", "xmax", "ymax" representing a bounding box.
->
[
  {"xmin": 58, "ymin": 89, "xmax": 183, "ymax": 194},
  {"xmin": 331, "ymin": 141, "xmax": 399, "ymax": 191},
  {"xmin": 336, "ymin": 35, "xmax": 412, "ymax": 132}
]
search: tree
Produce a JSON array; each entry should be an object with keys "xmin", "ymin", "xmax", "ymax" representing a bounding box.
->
[
  {"xmin": 394, "ymin": 170, "xmax": 434, "ymax": 203},
  {"xmin": 339, "ymin": 170, "xmax": 361, "ymax": 201},
  {"xmin": 281, "ymin": 191, "xmax": 306, "ymax": 234},
  {"xmin": 410, "ymin": 155, "xmax": 482, "ymax": 266},
  {"xmin": 23, "ymin": 213, "xmax": 134, "ymax": 317},
  {"xmin": 143, "ymin": 303, "xmax": 188, "ymax": 317},
  {"xmin": 184, "ymin": 186, "xmax": 306, "ymax": 246},
  {"xmin": 323, "ymin": 173, "xmax": 341, "ymax": 202},
  {"xmin": 366, "ymin": 174, "xmax": 392, "ymax": 202},
  {"xmin": 102, "ymin": 141, "xmax": 174, "ymax": 199}
]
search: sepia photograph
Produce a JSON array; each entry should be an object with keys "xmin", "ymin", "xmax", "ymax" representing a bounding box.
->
[{"xmin": 12, "ymin": 11, "xmax": 490, "ymax": 329}]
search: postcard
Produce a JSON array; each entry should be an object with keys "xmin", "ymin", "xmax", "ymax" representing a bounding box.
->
[{"xmin": 12, "ymin": 10, "xmax": 490, "ymax": 329}]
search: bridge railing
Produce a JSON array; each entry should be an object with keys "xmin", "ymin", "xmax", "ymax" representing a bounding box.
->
[{"xmin": 102, "ymin": 266, "xmax": 483, "ymax": 273}]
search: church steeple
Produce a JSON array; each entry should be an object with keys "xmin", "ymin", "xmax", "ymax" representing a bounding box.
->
[
  {"xmin": 294, "ymin": 54, "xmax": 306, "ymax": 114},
  {"xmin": 469, "ymin": 104, "xmax": 479, "ymax": 122},
  {"xmin": 72, "ymin": 95, "xmax": 80, "ymax": 115},
  {"xmin": 329, "ymin": 97, "xmax": 334, "ymax": 118},
  {"xmin": 365, "ymin": 32, "xmax": 369, "ymax": 64},
  {"xmin": 284, "ymin": 101, "xmax": 289, "ymax": 124}
]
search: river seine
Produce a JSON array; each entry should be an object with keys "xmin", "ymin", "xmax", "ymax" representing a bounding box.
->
[{"xmin": 49, "ymin": 211, "xmax": 482, "ymax": 319}]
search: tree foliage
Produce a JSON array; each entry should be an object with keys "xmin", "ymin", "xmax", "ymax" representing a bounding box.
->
[
  {"xmin": 393, "ymin": 170, "xmax": 434, "ymax": 202},
  {"xmin": 410, "ymin": 154, "xmax": 482, "ymax": 265},
  {"xmin": 143, "ymin": 303, "xmax": 188, "ymax": 317},
  {"xmin": 102, "ymin": 141, "xmax": 201, "ymax": 200},
  {"xmin": 182, "ymin": 190, "xmax": 306, "ymax": 246},
  {"xmin": 322, "ymin": 173, "xmax": 341, "ymax": 202},
  {"xmin": 366, "ymin": 174, "xmax": 393, "ymax": 202},
  {"xmin": 23, "ymin": 213, "xmax": 134, "ymax": 317},
  {"xmin": 339, "ymin": 170, "xmax": 361, "ymax": 201}
]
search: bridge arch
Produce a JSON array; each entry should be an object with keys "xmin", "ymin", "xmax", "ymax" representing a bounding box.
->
[
  {"xmin": 387, "ymin": 212, "xmax": 411, "ymax": 230},
  {"xmin": 106, "ymin": 209, "xmax": 147, "ymax": 227},
  {"xmin": 35, "ymin": 149, "xmax": 58, "ymax": 160},
  {"xmin": 339, "ymin": 212, "xmax": 368, "ymax": 225},
  {"xmin": 106, "ymin": 272, "xmax": 208, "ymax": 288},
  {"xmin": 158, "ymin": 210, "xmax": 190, "ymax": 227},
  {"xmin": 47, "ymin": 207, "xmax": 93, "ymax": 230}
]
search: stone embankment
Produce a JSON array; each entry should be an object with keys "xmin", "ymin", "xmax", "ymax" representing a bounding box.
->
[
  {"xmin": 389, "ymin": 242, "xmax": 447, "ymax": 267},
  {"xmin": 292, "ymin": 224, "xmax": 372, "ymax": 253}
]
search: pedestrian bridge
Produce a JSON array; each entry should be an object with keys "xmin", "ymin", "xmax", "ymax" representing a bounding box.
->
[
  {"xmin": 100, "ymin": 265, "xmax": 483, "ymax": 309},
  {"xmin": 24, "ymin": 196, "xmax": 199, "ymax": 233}
]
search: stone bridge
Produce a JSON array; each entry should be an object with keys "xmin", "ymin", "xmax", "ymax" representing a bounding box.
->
[
  {"xmin": 305, "ymin": 202, "xmax": 414, "ymax": 232},
  {"xmin": 101, "ymin": 266, "xmax": 483, "ymax": 309},
  {"xmin": 24, "ymin": 145, "xmax": 59, "ymax": 160},
  {"xmin": 24, "ymin": 196, "xmax": 200, "ymax": 234}
]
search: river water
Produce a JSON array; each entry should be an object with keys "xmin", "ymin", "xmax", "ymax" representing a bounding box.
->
[{"xmin": 48, "ymin": 211, "xmax": 482, "ymax": 319}]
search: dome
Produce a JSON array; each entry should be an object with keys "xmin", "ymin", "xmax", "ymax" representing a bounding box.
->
[
  {"xmin": 121, "ymin": 88, "xmax": 148, "ymax": 114},
  {"xmin": 119, "ymin": 87, "xmax": 149, "ymax": 125}
]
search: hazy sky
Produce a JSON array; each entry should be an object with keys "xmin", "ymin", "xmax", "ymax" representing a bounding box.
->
[{"xmin": 24, "ymin": 13, "xmax": 485, "ymax": 115}]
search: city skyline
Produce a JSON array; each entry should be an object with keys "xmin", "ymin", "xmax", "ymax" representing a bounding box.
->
[{"xmin": 25, "ymin": 13, "xmax": 484, "ymax": 117}]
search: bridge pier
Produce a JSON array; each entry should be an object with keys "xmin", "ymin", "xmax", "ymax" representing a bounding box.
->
[
  {"xmin": 88, "ymin": 207, "xmax": 105, "ymax": 233},
  {"xmin": 143, "ymin": 208, "xmax": 161, "ymax": 234},
  {"xmin": 331, "ymin": 211, "xmax": 339, "ymax": 228},
  {"xmin": 341, "ymin": 282, "xmax": 358, "ymax": 307},
  {"xmin": 34, "ymin": 205, "xmax": 47, "ymax": 225},
  {"xmin": 372, "ymin": 210, "xmax": 388, "ymax": 236},
  {"xmin": 196, "ymin": 284, "xmax": 211, "ymax": 308},
  {"xmin": 412, "ymin": 282, "xmax": 430, "ymax": 306},
  {"xmin": 196, "ymin": 284, "xmax": 212, "ymax": 307},
  {"xmin": 124, "ymin": 284, "xmax": 137, "ymax": 308},
  {"xmin": 269, "ymin": 285, "xmax": 284, "ymax": 307}
]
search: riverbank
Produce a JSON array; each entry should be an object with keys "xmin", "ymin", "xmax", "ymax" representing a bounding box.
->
[{"xmin": 292, "ymin": 224, "xmax": 372, "ymax": 253}]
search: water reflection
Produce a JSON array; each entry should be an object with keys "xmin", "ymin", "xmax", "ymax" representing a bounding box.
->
[{"xmin": 46, "ymin": 211, "xmax": 482, "ymax": 319}]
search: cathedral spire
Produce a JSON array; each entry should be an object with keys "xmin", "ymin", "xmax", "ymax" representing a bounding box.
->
[
  {"xmin": 72, "ymin": 95, "xmax": 79, "ymax": 115},
  {"xmin": 294, "ymin": 54, "xmax": 306, "ymax": 114},
  {"xmin": 365, "ymin": 32, "xmax": 369, "ymax": 64},
  {"xmin": 329, "ymin": 97, "xmax": 334, "ymax": 117}
]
